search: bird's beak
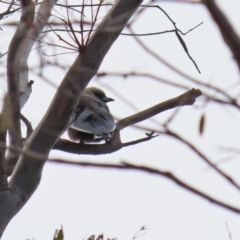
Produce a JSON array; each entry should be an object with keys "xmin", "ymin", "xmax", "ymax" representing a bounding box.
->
[{"xmin": 102, "ymin": 96, "xmax": 114, "ymax": 103}]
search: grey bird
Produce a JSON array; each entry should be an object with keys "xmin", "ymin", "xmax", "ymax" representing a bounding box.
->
[{"xmin": 68, "ymin": 87, "xmax": 115, "ymax": 143}]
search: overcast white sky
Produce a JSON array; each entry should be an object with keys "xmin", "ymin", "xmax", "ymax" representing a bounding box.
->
[{"xmin": 1, "ymin": 0, "xmax": 240, "ymax": 239}]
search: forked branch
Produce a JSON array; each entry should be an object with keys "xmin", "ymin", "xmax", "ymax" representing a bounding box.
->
[{"xmin": 0, "ymin": 0, "xmax": 144, "ymax": 237}]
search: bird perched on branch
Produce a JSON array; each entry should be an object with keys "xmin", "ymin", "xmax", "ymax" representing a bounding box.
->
[{"xmin": 68, "ymin": 87, "xmax": 116, "ymax": 143}]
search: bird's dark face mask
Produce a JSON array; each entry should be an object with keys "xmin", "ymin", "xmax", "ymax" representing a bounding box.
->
[{"xmin": 91, "ymin": 88, "xmax": 114, "ymax": 103}]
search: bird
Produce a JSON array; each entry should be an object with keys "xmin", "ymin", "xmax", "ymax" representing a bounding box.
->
[{"xmin": 68, "ymin": 87, "xmax": 116, "ymax": 143}]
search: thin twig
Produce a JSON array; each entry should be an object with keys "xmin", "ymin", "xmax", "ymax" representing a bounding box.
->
[
  {"xmin": 225, "ymin": 222, "xmax": 233, "ymax": 240},
  {"xmin": 85, "ymin": 1, "xmax": 102, "ymax": 46},
  {"xmin": 0, "ymin": 0, "xmax": 19, "ymax": 20},
  {"xmin": 20, "ymin": 114, "xmax": 33, "ymax": 139},
  {"xmin": 66, "ymin": 0, "xmax": 81, "ymax": 50},
  {"xmin": 165, "ymin": 128, "xmax": 240, "ymax": 192}
]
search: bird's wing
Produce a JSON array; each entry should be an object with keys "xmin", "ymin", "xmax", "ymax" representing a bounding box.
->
[
  {"xmin": 71, "ymin": 108, "xmax": 94, "ymax": 133},
  {"xmin": 71, "ymin": 97, "xmax": 115, "ymax": 135}
]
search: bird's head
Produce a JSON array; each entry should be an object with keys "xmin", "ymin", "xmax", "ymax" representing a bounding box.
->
[{"xmin": 87, "ymin": 87, "xmax": 114, "ymax": 103}]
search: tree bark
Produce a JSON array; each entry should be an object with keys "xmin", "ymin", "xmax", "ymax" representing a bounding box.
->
[{"xmin": 0, "ymin": 0, "xmax": 143, "ymax": 237}]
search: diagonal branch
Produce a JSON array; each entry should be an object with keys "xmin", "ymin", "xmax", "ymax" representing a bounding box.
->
[
  {"xmin": 165, "ymin": 128, "xmax": 240, "ymax": 192},
  {"xmin": 47, "ymin": 159, "xmax": 240, "ymax": 215},
  {"xmin": 0, "ymin": 0, "xmax": 18, "ymax": 20},
  {"xmin": 0, "ymin": 0, "xmax": 144, "ymax": 237},
  {"xmin": 203, "ymin": 0, "xmax": 240, "ymax": 71},
  {"xmin": 117, "ymin": 88, "xmax": 202, "ymax": 131}
]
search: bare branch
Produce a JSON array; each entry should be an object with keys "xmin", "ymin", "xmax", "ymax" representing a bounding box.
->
[
  {"xmin": 54, "ymin": 130, "xmax": 123, "ymax": 155},
  {"xmin": 97, "ymin": 71, "xmax": 239, "ymax": 109},
  {"xmin": 225, "ymin": 222, "xmax": 233, "ymax": 240},
  {"xmin": 0, "ymin": 0, "xmax": 35, "ymax": 233},
  {"xmin": 165, "ymin": 128, "xmax": 240, "ymax": 192},
  {"xmin": 47, "ymin": 159, "xmax": 240, "ymax": 215},
  {"xmin": 0, "ymin": 0, "xmax": 143, "ymax": 236},
  {"xmin": 139, "ymin": 4, "xmax": 202, "ymax": 73},
  {"xmin": 0, "ymin": 0, "xmax": 19, "ymax": 20},
  {"xmin": 117, "ymin": 88, "xmax": 202, "ymax": 131},
  {"xmin": 122, "ymin": 132, "xmax": 158, "ymax": 147},
  {"xmin": 6, "ymin": 0, "xmax": 35, "ymax": 159},
  {"xmin": 0, "ymin": 97, "xmax": 8, "ymax": 190},
  {"xmin": 5, "ymin": 0, "xmax": 58, "ymax": 177},
  {"xmin": 53, "ymin": 89, "xmax": 201, "ymax": 155},
  {"xmin": 203, "ymin": 0, "xmax": 240, "ymax": 71},
  {"xmin": 20, "ymin": 114, "xmax": 33, "ymax": 139}
]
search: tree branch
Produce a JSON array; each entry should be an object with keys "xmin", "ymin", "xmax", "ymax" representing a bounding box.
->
[
  {"xmin": 53, "ymin": 88, "xmax": 201, "ymax": 155},
  {"xmin": 47, "ymin": 159, "xmax": 240, "ymax": 215},
  {"xmin": 165, "ymin": 128, "xmax": 240, "ymax": 192},
  {"xmin": 0, "ymin": 97, "xmax": 9, "ymax": 191},
  {"xmin": 5, "ymin": 0, "xmax": 59, "ymax": 182},
  {"xmin": 0, "ymin": 0, "xmax": 18, "ymax": 20},
  {"xmin": 6, "ymin": 0, "xmax": 35, "ymax": 162},
  {"xmin": 54, "ymin": 130, "xmax": 123, "ymax": 155},
  {"xmin": 0, "ymin": 0, "xmax": 143, "ymax": 237},
  {"xmin": 117, "ymin": 88, "xmax": 201, "ymax": 131},
  {"xmin": 0, "ymin": 0, "xmax": 35, "ymax": 234},
  {"xmin": 203, "ymin": 0, "xmax": 240, "ymax": 71},
  {"xmin": 20, "ymin": 114, "xmax": 33, "ymax": 139}
]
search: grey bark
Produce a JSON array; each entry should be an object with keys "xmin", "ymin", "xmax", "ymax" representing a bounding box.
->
[{"xmin": 0, "ymin": 0, "xmax": 143, "ymax": 237}]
